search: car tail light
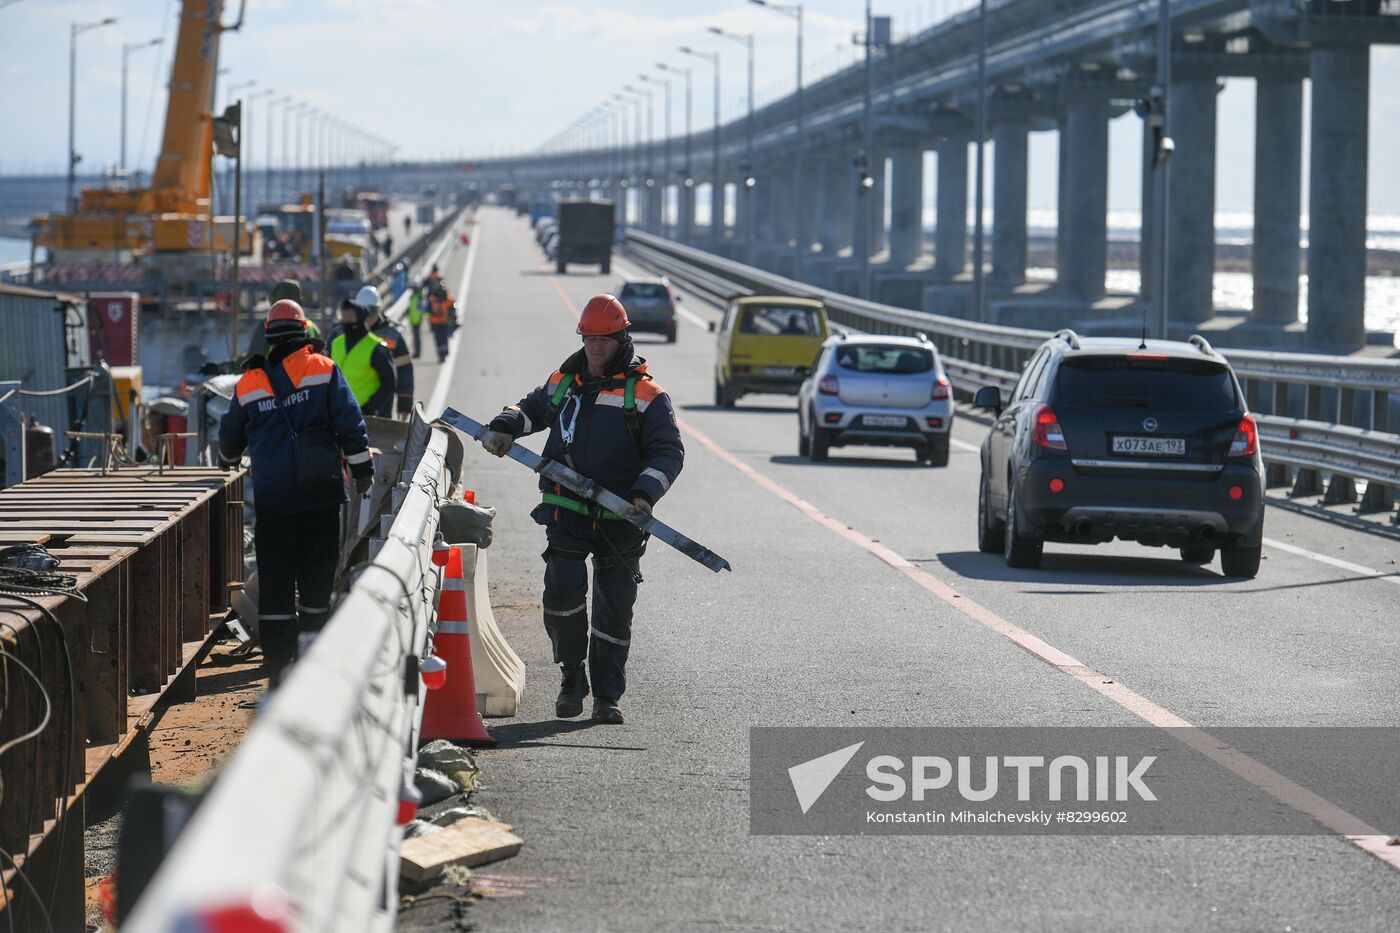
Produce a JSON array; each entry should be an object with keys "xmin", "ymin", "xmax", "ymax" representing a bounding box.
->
[
  {"xmin": 818, "ymin": 375, "xmax": 840, "ymax": 396},
  {"xmin": 931, "ymin": 377, "xmax": 950, "ymax": 401},
  {"xmin": 1031, "ymin": 404, "xmax": 1067, "ymax": 451},
  {"xmin": 1129, "ymin": 352, "xmax": 1169, "ymax": 360},
  {"xmin": 1228, "ymin": 413, "xmax": 1257, "ymax": 458},
  {"xmin": 823, "ymin": 412, "xmax": 841, "ymax": 424},
  {"xmin": 925, "ymin": 416, "xmax": 943, "ymax": 428},
  {"xmin": 733, "ymin": 365, "xmax": 751, "ymax": 374},
  {"xmin": 1049, "ymin": 477, "xmax": 1065, "ymax": 493},
  {"xmin": 1229, "ymin": 485, "xmax": 1244, "ymax": 501}
]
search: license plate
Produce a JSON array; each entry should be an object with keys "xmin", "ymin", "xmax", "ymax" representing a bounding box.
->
[
  {"xmin": 1112, "ymin": 435, "xmax": 1185, "ymax": 456},
  {"xmin": 762, "ymin": 366, "xmax": 793, "ymax": 376},
  {"xmin": 863, "ymin": 415, "xmax": 907, "ymax": 428}
]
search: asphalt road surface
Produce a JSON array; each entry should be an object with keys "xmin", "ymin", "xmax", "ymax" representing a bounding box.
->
[{"xmin": 420, "ymin": 206, "xmax": 1400, "ymax": 932}]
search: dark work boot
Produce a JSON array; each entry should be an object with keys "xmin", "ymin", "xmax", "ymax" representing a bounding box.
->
[
  {"xmin": 591, "ymin": 699, "xmax": 624, "ymax": 725},
  {"xmin": 556, "ymin": 663, "xmax": 589, "ymax": 718}
]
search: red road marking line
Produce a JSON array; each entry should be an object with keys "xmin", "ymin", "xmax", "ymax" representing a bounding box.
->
[{"xmin": 530, "ymin": 223, "xmax": 1400, "ymax": 867}]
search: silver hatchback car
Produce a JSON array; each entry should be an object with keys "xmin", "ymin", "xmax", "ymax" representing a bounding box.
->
[{"xmin": 797, "ymin": 334, "xmax": 954, "ymax": 465}]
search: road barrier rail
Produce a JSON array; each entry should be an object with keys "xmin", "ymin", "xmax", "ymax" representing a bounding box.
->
[
  {"xmin": 624, "ymin": 230, "xmax": 1400, "ymax": 520},
  {"xmin": 126, "ymin": 407, "xmax": 462, "ymax": 931}
]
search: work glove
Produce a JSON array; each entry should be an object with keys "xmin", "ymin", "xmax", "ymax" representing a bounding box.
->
[
  {"xmin": 354, "ymin": 475, "xmax": 374, "ymax": 499},
  {"xmin": 481, "ymin": 430, "xmax": 513, "ymax": 457},
  {"xmin": 630, "ymin": 497, "xmax": 652, "ymax": 517}
]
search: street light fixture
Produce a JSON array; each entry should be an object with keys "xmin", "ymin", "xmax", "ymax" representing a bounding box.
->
[
  {"xmin": 120, "ymin": 37, "xmax": 162, "ymax": 173},
  {"xmin": 709, "ymin": 26, "xmax": 756, "ymax": 264},
  {"xmin": 679, "ymin": 46, "xmax": 723, "ymax": 252},
  {"xmin": 68, "ymin": 16, "xmax": 118, "ymax": 210},
  {"xmin": 749, "ymin": 0, "xmax": 804, "ymax": 277}
]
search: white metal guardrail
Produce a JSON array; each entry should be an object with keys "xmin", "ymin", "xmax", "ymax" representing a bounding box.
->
[
  {"xmin": 624, "ymin": 230, "xmax": 1400, "ymax": 518},
  {"xmin": 125, "ymin": 408, "xmax": 461, "ymax": 931}
]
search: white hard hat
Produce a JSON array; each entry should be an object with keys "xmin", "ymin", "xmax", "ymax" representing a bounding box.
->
[{"xmin": 353, "ymin": 284, "xmax": 382, "ymax": 311}]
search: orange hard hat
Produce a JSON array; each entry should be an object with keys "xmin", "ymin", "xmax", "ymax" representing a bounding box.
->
[
  {"xmin": 266, "ymin": 299, "xmax": 307, "ymax": 326},
  {"xmin": 577, "ymin": 294, "xmax": 630, "ymax": 337}
]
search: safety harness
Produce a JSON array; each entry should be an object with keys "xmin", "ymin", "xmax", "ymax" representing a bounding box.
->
[{"xmin": 540, "ymin": 371, "xmax": 642, "ymax": 523}]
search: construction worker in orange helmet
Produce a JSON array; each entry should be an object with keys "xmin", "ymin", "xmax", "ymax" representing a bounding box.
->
[
  {"xmin": 478, "ymin": 294, "xmax": 684, "ymax": 725},
  {"xmin": 218, "ymin": 298, "xmax": 375, "ymax": 684}
]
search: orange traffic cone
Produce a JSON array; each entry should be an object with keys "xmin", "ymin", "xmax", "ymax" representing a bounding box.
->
[{"xmin": 421, "ymin": 546, "xmax": 496, "ymax": 746}]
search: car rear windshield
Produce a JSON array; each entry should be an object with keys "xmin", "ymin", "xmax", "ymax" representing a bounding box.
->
[
  {"xmin": 1054, "ymin": 357, "xmax": 1239, "ymax": 412},
  {"xmin": 620, "ymin": 283, "xmax": 669, "ymax": 299},
  {"xmin": 739, "ymin": 305, "xmax": 822, "ymax": 336},
  {"xmin": 834, "ymin": 344, "xmax": 934, "ymax": 374}
]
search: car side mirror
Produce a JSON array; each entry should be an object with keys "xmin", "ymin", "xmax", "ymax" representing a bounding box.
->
[
  {"xmin": 974, "ymin": 385, "xmax": 1002, "ymax": 414},
  {"xmin": 707, "ymin": 321, "xmax": 717, "ymax": 334}
]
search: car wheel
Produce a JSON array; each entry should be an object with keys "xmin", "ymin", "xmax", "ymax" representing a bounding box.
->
[
  {"xmin": 556, "ymin": 259, "xmax": 566, "ymax": 274},
  {"xmin": 1179, "ymin": 544, "xmax": 1215, "ymax": 564},
  {"xmin": 977, "ymin": 471, "xmax": 1003, "ymax": 554},
  {"xmin": 666, "ymin": 325, "xmax": 677, "ymax": 344},
  {"xmin": 601, "ymin": 260, "xmax": 611, "ymax": 275},
  {"xmin": 810, "ymin": 426, "xmax": 830, "ymax": 462},
  {"xmin": 714, "ymin": 378, "xmax": 725, "ymax": 408},
  {"xmin": 924, "ymin": 436, "xmax": 950, "ymax": 468},
  {"xmin": 797, "ymin": 412, "xmax": 811, "ymax": 457},
  {"xmin": 1003, "ymin": 481, "xmax": 1043, "ymax": 568},
  {"xmin": 1219, "ymin": 539, "xmax": 1262, "ymax": 578}
]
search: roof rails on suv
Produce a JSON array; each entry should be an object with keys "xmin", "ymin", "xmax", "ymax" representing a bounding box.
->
[
  {"xmin": 1187, "ymin": 334, "xmax": 1216, "ymax": 356},
  {"xmin": 1053, "ymin": 328, "xmax": 1081, "ymax": 350}
]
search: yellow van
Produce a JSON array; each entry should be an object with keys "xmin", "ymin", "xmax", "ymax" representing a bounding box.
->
[{"xmin": 713, "ymin": 296, "xmax": 830, "ymax": 407}]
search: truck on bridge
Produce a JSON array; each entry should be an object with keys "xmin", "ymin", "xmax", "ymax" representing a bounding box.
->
[{"xmin": 554, "ymin": 199, "xmax": 614, "ymax": 275}]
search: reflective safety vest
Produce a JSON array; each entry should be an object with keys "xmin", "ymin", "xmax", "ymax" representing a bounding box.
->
[
  {"xmin": 330, "ymin": 332, "xmax": 385, "ymax": 406},
  {"xmin": 429, "ymin": 295, "xmax": 453, "ymax": 326},
  {"xmin": 406, "ymin": 291, "xmax": 424, "ymax": 326}
]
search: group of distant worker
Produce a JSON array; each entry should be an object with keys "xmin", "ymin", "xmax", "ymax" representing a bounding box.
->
[{"xmin": 216, "ymin": 263, "xmax": 459, "ymax": 683}]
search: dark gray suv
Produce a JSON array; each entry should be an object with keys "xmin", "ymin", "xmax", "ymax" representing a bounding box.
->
[{"xmin": 974, "ymin": 331, "xmax": 1265, "ymax": 578}]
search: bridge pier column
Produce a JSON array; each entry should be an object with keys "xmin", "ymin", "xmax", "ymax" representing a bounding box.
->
[
  {"xmin": 1307, "ymin": 46, "xmax": 1369, "ymax": 353},
  {"xmin": 933, "ymin": 137, "xmax": 968, "ymax": 279},
  {"xmin": 1168, "ymin": 77, "xmax": 1220, "ymax": 324},
  {"xmin": 754, "ymin": 171, "xmax": 774, "ymax": 244},
  {"xmin": 1252, "ymin": 78, "xmax": 1303, "ymax": 324},
  {"xmin": 679, "ymin": 180, "xmax": 695, "ymax": 243},
  {"xmin": 991, "ymin": 119, "xmax": 1029, "ymax": 286},
  {"xmin": 889, "ymin": 146, "xmax": 924, "ymax": 267},
  {"xmin": 711, "ymin": 179, "xmax": 726, "ymax": 253},
  {"xmin": 1060, "ymin": 92, "xmax": 1109, "ymax": 302},
  {"xmin": 871, "ymin": 149, "xmax": 888, "ymax": 256},
  {"xmin": 1140, "ymin": 118, "xmax": 1155, "ymax": 302},
  {"xmin": 645, "ymin": 181, "xmax": 663, "ymax": 234},
  {"xmin": 817, "ymin": 156, "xmax": 844, "ymax": 254},
  {"xmin": 834, "ymin": 158, "xmax": 854, "ymax": 253}
]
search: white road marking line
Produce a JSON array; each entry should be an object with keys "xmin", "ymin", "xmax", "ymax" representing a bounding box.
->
[
  {"xmin": 425, "ymin": 221, "xmax": 482, "ymax": 419},
  {"xmin": 950, "ymin": 438, "xmax": 980, "ymax": 454},
  {"xmin": 1264, "ymin": 536, "xmax": 1400, "ymax": 587}
]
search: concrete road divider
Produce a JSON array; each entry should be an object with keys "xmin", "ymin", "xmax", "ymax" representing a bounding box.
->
[{"xmin": 456, "ymin": 543, "xmax": 526, "ymax": 718}]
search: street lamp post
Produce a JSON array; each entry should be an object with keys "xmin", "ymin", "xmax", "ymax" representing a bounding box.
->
[
  {"xmin": 679, "ymin": 46, "xmax": 722, "ymax": 252},
  {"xmin": 244, "ymin": 88, "xmax": 275, "ymax": 208},
  {"xmin": 68, "ymin": 16, "xmax": 117, "ymax": 210},
  {"xmin": 750, "ymin": 0, "xmax": 804, "ymax": 278},
  {"xmin": 629, "ymin": 84, "xmax": 656, "ymax": 231},
  {"xmin": 709, "ymin": 26, "xmax": 756, "ymax": 265},
  {"xmin": 637, "ymin": 73, "xmax": 671, "ymax": 232},
  {"xmin": 972, "ymin": 0, "xmax": 989, "ymax": 321},
  {"xmin": 120, "ymin": 37, "xmax": 161, "ymax": 173},
  {"xmin": 657, "ymin": 62, "xmax": 694, "ymax": 242},
  {"xmin": 268, "ymin": 95, "xmax": 290, "ymax": 205}
]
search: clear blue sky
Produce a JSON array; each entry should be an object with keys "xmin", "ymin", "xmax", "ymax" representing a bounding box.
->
[{"xmin": 1, "ymin": 0, "xmax": 1396, "ymax": 215}]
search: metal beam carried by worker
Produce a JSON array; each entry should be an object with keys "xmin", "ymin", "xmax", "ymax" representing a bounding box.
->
[{"xmin": 438, "ymin": 408, "xmax": 731, "ymax": 574}]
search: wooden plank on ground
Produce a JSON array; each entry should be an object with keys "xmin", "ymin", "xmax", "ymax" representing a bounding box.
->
[{"xmin": 399, "ymin": 818, "xmax": 522, "ymax": 883}]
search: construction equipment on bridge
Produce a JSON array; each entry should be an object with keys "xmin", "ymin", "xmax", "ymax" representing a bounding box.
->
[
  {"xmin": 439, "ymin": 408, "xmax": 733, "ymax": 573},
  {"xmin": 33, "ymin": 0, "xmax": 249, "ymax": 263}
]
